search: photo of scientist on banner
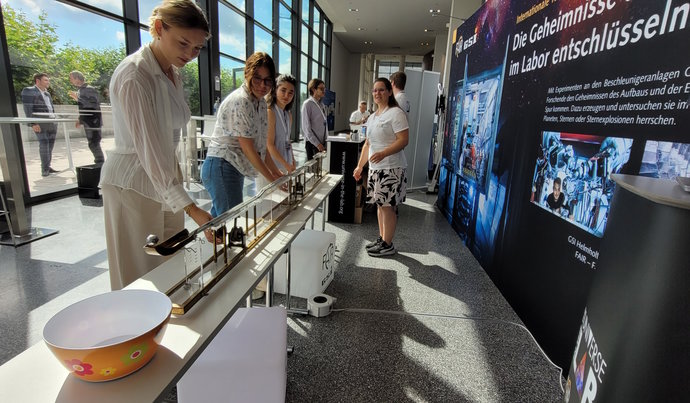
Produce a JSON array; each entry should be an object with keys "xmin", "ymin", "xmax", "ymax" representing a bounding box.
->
[{"xmin": 530, "ymin": 131, "xmax": 633, "ymax": 237}]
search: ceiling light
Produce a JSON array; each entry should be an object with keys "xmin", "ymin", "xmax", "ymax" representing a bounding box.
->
[
  {"xmin": 424, "ymin": 29, "xmax": 434, "ymax": 32},
  {"xmin": 349, "ymin": 8, "xmax": 359, "ymax": 12},
  {"xmin": 357, "ymin": 27, "xmax": 366, "ymax": 31},
  {"xmin": 364, "ymin": 41, "xmax": 373, "ymax": 45},
  {"xmin": 429, "ymin": 9, "xmax": 440, "ymax": 13}
]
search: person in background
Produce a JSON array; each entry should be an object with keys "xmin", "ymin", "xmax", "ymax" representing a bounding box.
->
[
  {"xmin": 266, "ymin": 74, "xmax": 297, "ymax": 174},
  {"xmin": 349, "ymin": 100, "xmax": 370, "ymax": 125},
  {"xmin": 21, "ymin": 73, "xmax": 58, "ymax": 177},
  {"xmin": 353, "ymin": 78, "xmax": 409, "ymax": 257},
  {"xmin": 390, "ymin": 71, "xmax": 410, "ymax": 117},
  {"xmin": 100, "ymin": 0, "xmax": 215, "ymax": 290},
  {"xmin": 69, "ymin": 70, "xmax": 105, "ymax": 164},
  {"xmin": 202, "ymin": 52, "xmax": 283, "ymax": 301},
  {"xmin": 300, "ymin": 78, "xmax": 327, "ymax": 160}
]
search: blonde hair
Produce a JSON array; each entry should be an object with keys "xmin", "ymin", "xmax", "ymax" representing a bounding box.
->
[{"xmin": 148, "ymin": 0, "xmax": 210, "ymax": 38}]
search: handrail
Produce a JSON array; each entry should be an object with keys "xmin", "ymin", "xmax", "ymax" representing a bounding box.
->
[{"xmin": 144, "ymin": 152, "xmax": 326, "ymax": 256}]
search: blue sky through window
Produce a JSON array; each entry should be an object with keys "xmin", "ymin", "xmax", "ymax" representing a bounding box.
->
[{"xmin": 4, "ymin": 0, "xmax": 125, "ymax": 49}]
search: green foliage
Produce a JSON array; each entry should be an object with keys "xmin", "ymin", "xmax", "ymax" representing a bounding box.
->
[
  {"xmin": 180, "ymin": 62, "xmax": 200, "ymax": 115},
  {"xmin": 3, "ymin": 3, "xmax": 123, "ymax": 105},
  {"xmin": 220, "ymin": 66, "xmax": 245, "ymax": 100}
]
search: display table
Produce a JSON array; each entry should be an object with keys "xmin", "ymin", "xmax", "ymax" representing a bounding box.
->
[
  {"xmin": 565, "ymin": 174, "xmax": 690, "ymax": 402},
  {"xmin": 177, "ymin": 307, "xmax": 287, "ymax": 403},
  {"xmin": 326, "ymin": 135, "xmax": 365, "ymax": 223},
  {"xmin": 0, "ymin": 174, "xmax": 342, "ymax": 403}
]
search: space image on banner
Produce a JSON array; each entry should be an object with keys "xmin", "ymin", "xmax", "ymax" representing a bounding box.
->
[
  {"xmin": 530, "ymin": 131, "xmax": 633, "ymax": 238},
  {"xmin": 452, "ymin": 66, "xmax": 503, "ymax": 191},
  {"xmin": 639, "ymin": 141, "xmax": 689, "ymax": 180}
]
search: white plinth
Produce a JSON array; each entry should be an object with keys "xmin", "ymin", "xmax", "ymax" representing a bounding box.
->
[
  {"xmin": 177, "ymin": 307, "xmax": 287, "ymax": 403},
  {"xmin": 273, "ymin": 229, "xmax": 336, "ymax": 298}
]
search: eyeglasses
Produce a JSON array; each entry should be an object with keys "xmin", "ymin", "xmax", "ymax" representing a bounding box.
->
[{"xmin": 251, "ymin": 76, "xmax": 274, "ymax": 88}]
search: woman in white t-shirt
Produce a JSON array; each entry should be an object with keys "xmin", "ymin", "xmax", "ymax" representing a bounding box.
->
[{"xmin": 353, "ymin": 77, "xmax": 409, "ymax": 257}]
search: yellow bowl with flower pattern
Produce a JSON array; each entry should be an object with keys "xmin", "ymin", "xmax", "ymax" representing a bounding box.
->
[{"xmin": 43, "ymin": 289, "xmax": 171, "ymax": 382}]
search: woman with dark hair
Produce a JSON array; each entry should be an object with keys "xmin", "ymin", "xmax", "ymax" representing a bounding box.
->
[
  {"xmin": 353, "ymin": 77, "xmax": 409, "ymax": 257},
  {"xmin": 201, "ymin": 52, "xmax": 283, "ymax": 218},
  {"xmin": 101, "ymin": 0, "xmax": 214, "ymax": 290},
  {"xmin": 266, "ymin": 74, "xmax": 298, "ymax": 173}
]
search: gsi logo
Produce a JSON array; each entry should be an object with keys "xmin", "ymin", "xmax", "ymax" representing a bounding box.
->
[
  {"xmin": 322, "ymin": 243, "xmax": 335, "ymax": 272},
  {"xmin": 321, "ymin": 243, "xmax": 335, "ymax": 286}
]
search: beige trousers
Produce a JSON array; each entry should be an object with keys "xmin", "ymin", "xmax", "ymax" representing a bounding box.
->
[{"xmin": 103, "ymin": 184, "xmax": 184, "ymax": 290}]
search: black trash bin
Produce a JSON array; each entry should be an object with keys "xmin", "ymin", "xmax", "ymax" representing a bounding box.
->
[{"xmin": 76, "ymin": 164, "xmax": 102, "ymax": 199}]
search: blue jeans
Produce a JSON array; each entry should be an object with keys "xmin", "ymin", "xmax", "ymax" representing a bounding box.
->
[{"xmin": 201, "ymin": 156, "xmax": 244, "ymax": 217}]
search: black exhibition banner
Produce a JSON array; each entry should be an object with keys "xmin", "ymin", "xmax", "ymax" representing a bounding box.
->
[{"xmin": 437, "ymin": 0, "xmax": 690, "ymax": 386}]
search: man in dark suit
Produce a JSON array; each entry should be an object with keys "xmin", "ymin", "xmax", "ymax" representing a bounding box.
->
[
  {"xmin": 69, "ymin": 70, "xmax": 104, "ymax": 164},
  {"xmin": 22, "ymin": 72, "xmax": 58, "ymax": 177}
]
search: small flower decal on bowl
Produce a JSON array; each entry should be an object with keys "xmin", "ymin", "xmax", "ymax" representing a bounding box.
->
[
  {"xmin": 64, "ymin": 359, "xmax": 93, "ymax": 376},
  {"xmin": 121, "ymin": 343, "xmax": 148, "ymax": 365},
  {"xmin": 100, "ymin": 367, "xmax": 117, "ymax": 377}
]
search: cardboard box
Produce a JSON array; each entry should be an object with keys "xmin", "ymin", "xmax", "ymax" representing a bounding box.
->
[
  {"xmin": 354, "ymin": 206, "xmax": 363, "ymax": 224},
  {"xmin": 355, "ymin": 184, "xmax": 363, "ymax": 207}
]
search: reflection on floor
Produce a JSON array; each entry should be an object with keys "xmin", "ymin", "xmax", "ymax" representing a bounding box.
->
[{"xmin": 0, "ymin": 147, "xmax": 564, "ymax": 401}]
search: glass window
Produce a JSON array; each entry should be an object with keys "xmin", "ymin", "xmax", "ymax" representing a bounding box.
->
[
  {"xmin": 313, "ymin": 8, "xmax": 320, "ymax": 34},
  {"xmin": 279, "ymin": 3, "xmax": 291, "ymax": 43},
  {"xmin": 301, "ymin": 23, "xmax": 309, "ymax": 53},
  {"xmin": 300, "ymin": 53, "xmax": 308, "ymax": 83},
  {"xmin": 3, "ymin": 0, "xmax": 124, "ymax": 196},
  {"xmin": 300, "ymin": 82, "xmax": 308, "ymax": 105},
  {"xmin": 226, "ymin": 0, "xmax": 246, "ymax": 12},
  {"xmin": 325, "ymin": 21, "xmax": 331, "ymax": 43},
  {"xmin": 138, "ymin": 0, "xmax": 159, "ymax": 24},
  {"xmin": 180, "ymin": 60, "xmax": 201, "ymax": 116},
  {"xmin": 220, "ymin": 56, "xmax": 246, "ymax": 100},
  {"xmin": 378, "ymin": 61, "xmax": 401, "ymax": 79},
  {"xmin": 278, "ymin": 41, "xmax": 292, "ymax": 75},
  {"xmin": 321, "ymin": 44, "xmax": 327, "ymax": 65},
  {"xmin": 80, "ymin": 0, "xmax": 122, "ymax": 15},
  {"xmin": 311, "ymin": 33, "xmax": 319, "ymax": 59},
  {"xmin": 254, "ymin": 0, "xmax": 272, "ymax": 29},
  {"xmin": 141, "ymin": 28, "xmax": 153, "ymax": 44},
  {"xmin": 254, "ymin": 25, "xmax": 273, "ymax": 57},
  {"xmin": 219, "ymin": 4, "xmax": 246, "ymax": 60},
  {"xmin": 301, "ymin": 0, "xmax": 309, "ymax": 23},
  {"xmin": 311, "ymin": 60, "xmax": 319, "ymax": 79}
]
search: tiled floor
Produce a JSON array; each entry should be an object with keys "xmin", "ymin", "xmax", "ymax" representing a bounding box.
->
[{"xmin": 0, "ymin": 142, "xmax": 565, "ymax": 401}]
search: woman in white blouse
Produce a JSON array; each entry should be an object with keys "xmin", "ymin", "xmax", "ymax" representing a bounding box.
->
[
  {"xmin": 100, "ymin": 0, "xmax": 215, "ymax": 290},
  {"xmin": 353, "ymin": 78, "xmax": 409, "ymax": 257}
]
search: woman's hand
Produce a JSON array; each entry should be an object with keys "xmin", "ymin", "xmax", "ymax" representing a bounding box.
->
[
  {"xmin": 353, "ymin": 166, "xmax": 363, "ymax": 181},
  {"xmin": 369, "ymin": 151, "xmax": 387, "ymax": 164},
  {"xmin": 187, "ymin": 205, "xmax": 221, "ymax": 243}
]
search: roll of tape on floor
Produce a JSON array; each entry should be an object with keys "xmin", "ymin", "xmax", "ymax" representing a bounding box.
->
[{"xmin": 307, "ymin": 294, "xmax": 335, "ymax": 317}]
